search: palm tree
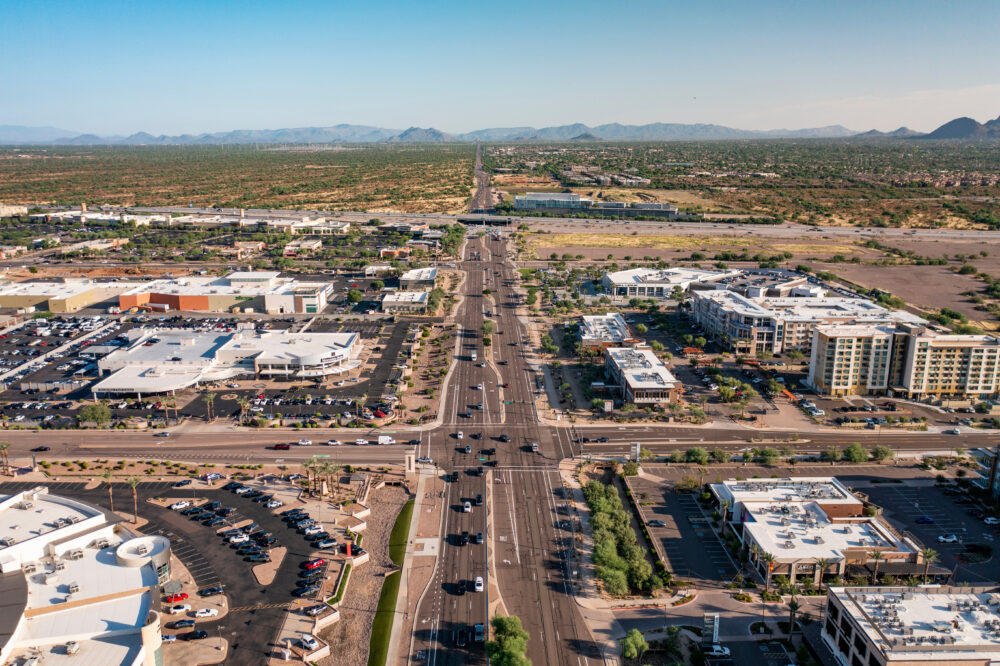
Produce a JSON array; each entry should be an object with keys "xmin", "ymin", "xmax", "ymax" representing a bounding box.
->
[
  {"xmin": 921, "ymin": 548, "xmax": 939, "ymax": 583},
  {"xmin": 787, "ymin": 597, "xmax": 801, "ymax": 635},
  {"xmin": 814, "ymin": 557, "xmax": 831, "ymax": 590},
  {"xmin": 235, "ymin": 396, "xmax": 249, "ymax": 424},
  {"xmin": 869, "ymin": 550, "xmax": 884, "ymax": 585},
  {"xmin": 102, "ymin": 468, "xmax": 115, "ymax": 513},
  {"xmin": 761, "ymin": 553, "xmax": 776, "ymax": 593},
  {"xmin": 127, "ymin": 476, "xmax": 141, "ymax": 523},
  {"xmin": 357, "ymin": 393, "xmax": 367, "ymax": 417},
  {"xmin": 0, "ymin": 441, "xmax": 10, "ymax": 476},
  {"xmin": 202, "ymin": 392, "xmax": 216, "ymax": 421},
  {"xmin": 720, "ymin": 500, "xmax": 731, "ymax": 532}
]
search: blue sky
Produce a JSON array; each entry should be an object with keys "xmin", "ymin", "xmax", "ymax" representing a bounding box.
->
[{"xmin": 2, "ymin": 0, "xmax": 999, "ymax": 135}]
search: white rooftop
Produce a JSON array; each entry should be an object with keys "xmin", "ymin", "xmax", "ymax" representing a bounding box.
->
[
  {"xmin": 695, "ymin": 290, "xmax": 927, "ymax": 325},
  {"xmin": 832, "ymin": 586, "xmax": 1000, "ymax": 660},
  {"xmin": 121, "ymin": 271, "xmax": 326, "ymax": 297},
  {"xmin": 400, "ymin": 267, "xmax": 438, "ymax": 282},
  {"xmin": 604, "ymin": 267, "xmax": 738, "ymax": 287},
  {"xmin": 712, "ymin": 477, "xmax": 860, "ymax": 507},
  {"xmin": 580, "ymin": 313, "xmax": 631, "ymax": 344},
  {"xmin": 383, "ymin": 291, "xmax": 429, "ymax": 304},
  {"xmin": 606, "ymin": 347, "xmax": 678, "ymax": 390},
  {"xmin": 0, "ymin": 280, "xmax": 97, "ymax": 299}
]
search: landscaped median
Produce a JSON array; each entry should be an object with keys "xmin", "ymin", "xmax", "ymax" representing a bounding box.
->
[{"xmin": 367, "ymin": 497, "xmax": 415, "ymax": 666}]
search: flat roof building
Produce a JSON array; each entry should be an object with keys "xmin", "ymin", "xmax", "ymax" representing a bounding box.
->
[
  {"xmin": 604, "ymin": 347, "xmax": 680, "ymax": 406},
  {"xmin": 399, "ymin": 267, "xmax": 438, "ymax": 291},
  {"xmin": 710, "ymin": 478, "xmax": 930, "ymax": 586},
  {"xmin": 364, "ymin": 264, "xmax": 397, "ymax": 277},
  {"xmin": 823, "ymin": 585, "xmax": 1000, "ymax": 665},
  {"xmin": 603, "ymin": 267, "xmax": 740, "ymax": 301},
  {"xmin": 381, "ymin": 291, "xmax": 429, "ymax": 314},
  {"xmin": 93, "ymin": 328, "xmax": 361, "ymax": 396},
  {"xmin": 0, "ymin": 486, "xmax": 170, "ymax": 666},
  {"xmin": 0, "ymin": 279, "xmax": 134, "ymax": 313},
  {"xmin": 514, "ymin": 192, "xmax": 593, "ymax": 210},
  {"xmin": 579, "ymin": 313, "xmax": 635, "ymax": 349},
  {"xmin": 118, "ymin": 271, "xmax": 331, "ymax": 314},
  {"xmin": 691, "ymin": 289, "xmax": 926, "ymax": 356},
  {"xmin": 282, "ymin": 238, "xmax": 323, "ymax": 256}
]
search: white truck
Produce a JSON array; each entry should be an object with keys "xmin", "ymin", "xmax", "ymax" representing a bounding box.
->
[{"xmin": 378, "ymin": 435, "xmax": 396, "ymax": 445}]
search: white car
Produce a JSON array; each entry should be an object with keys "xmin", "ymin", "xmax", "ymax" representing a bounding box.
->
[
  {"xmin": 476, "ymin": 383, "xmax": 483, "ymax": 390},
  {"xmin": 298, "ymin": 439, "xmax": 313, "ymax": 446},
  {"xmin": 326, "ymin": 439, "xmax": 342, "ymax": 446},
  {"xmin": 985, "ymin": 517, "xmax": 1000, "ymax": 526},
  {"xmin": 265, "ymin": 500, "xmax": 284, "ymax": 508},
  {"xmin": 229, "ymin": 534, "xmax": 249, "ymax": 544},
  {"xmin": 417, "ymin": 456, "xmax": 433, "ymax": 464},
  {"xmin": 464, "ymin": 501, "xmax": 472, "ymax": 513},
  {"xmin": 944, "ymin": 428, "xmax": 961, "ymax": 435},
  {"xmin": 234, "ymin": 487, "xmax": 252, "ymax": 495},
  {"xmin": 457, "ymin": 431, "xmax": 464, "ymax": 440},
  {"xmin": 195, "ymin": 608, "xmax": 219, "ymax": 618},
  {"xmin": 354, "ymin": 438, "xmax": 368, "ymax": 446},
  {"xmin": 303, "ymin": 525, "xmax": 324, "ymax": 536},
  {"xmin": 704, "ymin": 644, "xmax": 731, "ymax": 658},
  {"xmin": 937, "ymin": 534, "xmax": 958, "ymax": 543},
  {"xmin": 300, "ymin": 634, "xmax": 319, "ymax": 651},
  {"xmin": 474, "ymin": 576, "xmax": 484, "ymax": 593},
  {"xmin": 169, "ymin": 604, "xmax": 192, "ymax": 614},
  {"xmin": 169, "ymin": 501, "xmax": 191, "ymax": 511}
]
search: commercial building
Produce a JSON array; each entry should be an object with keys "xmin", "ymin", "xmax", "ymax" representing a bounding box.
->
[
  {"xmin": 513, "ymin": 193, "xmax": 679, "ymax": 218},
  {"xmin": 282, "ymin": 238, "xmax": 323, "ymax": 256},
  {"xmin": 379, "ymin": 247, "xmax": 411, "ymax": 260},
  {"xmin": 59, "ymin": 238, "xmax": 130, "ymax": 255},
  {"xmin": 604, "ymin": 347, "xmax": 680, "ymax": 406},
  {"xmin": 118, "ymin": 271, "xmax": 331, "ymax": 314},
  {"xmin": 809, "ymin": 323, "xmax": 1000, "ymax": 399},
  {"xmin": 0, "ymin": 204, "xmax": 28, "ymax": 217},
  {"xmin": 690, "ymin": 290, "xmax": 925, "ymax": 356},
  {"xmin": 602, "ymin": 267, "xmax": 740, "ymax": 301},
  {"xmin": 0, "ymin": 485, "xmax": 170, "ymax": 666},
  {"xmin": 579, "ymin": 312, "xmax": 635, "ymax": 349},
  {"xmin": 381, "ymin": 291, "xmax": 429, "ymax": 314},
  {"xmin": 0, "ymin": 279, "xmax": 123, "ymax": 313},
  {"xmin": 822, "ymin": 585, "xmax": 1000, "ymax": 666},
  {"xmin": 710, "ymin": 478, "xmax": 932, "ymax": 587},
  {"xmin": 364, "ymin": 265, "xmax": 397, "ymax": 277},
  {"xmin": 265, "ymin": 218, "xmax": 350, "ymax": 235},
  {"xmin": 514, "ymin": 192, "xmax": 593, "ymax": 211},
  {"xmin": 399, "ymin": 267, "xmax": 438, "ymax": 291},
  {"xmin": 0, "ymin": 245, "xmax": 28, "ymax": 260},
  {"xmin": 93, "ymin": 328, "xmax": 361, "ymax": 396}
]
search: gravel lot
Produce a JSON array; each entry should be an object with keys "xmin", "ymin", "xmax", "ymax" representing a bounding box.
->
[{"xmin": 319, "ymin": 484, "xmax": 411, "ymax": 666}]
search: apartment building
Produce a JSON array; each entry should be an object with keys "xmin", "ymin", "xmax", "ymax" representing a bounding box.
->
[
  {"xmin": 578, "ymin": 312, "xmax": 634, "ymax": 350},
  {"xmin": 809, "ymin": 323, "xmax": 1000, "ymax": 399},
  {"xmin": 602, "ymin": 267, "xmax": 739, "ymax": 302},
  {"xmin": 604, "ymin": 347, "xmax": 680, "ymax": 406}
]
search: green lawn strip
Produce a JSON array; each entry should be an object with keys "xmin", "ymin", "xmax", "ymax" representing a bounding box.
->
[
  {"xmin": 328, "ymin": 563, "xmax": 352, "ymax": 605},
  {"xmin": 367, "ymin": 570, "xmax": 402, "ymax": 666},
  {"xmin": 389, "ymin": 499, "xmax": 415, "ymax": 566}
]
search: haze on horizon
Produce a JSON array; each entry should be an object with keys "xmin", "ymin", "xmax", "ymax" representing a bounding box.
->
[{"xmin": 1, "ymin": 0, "xmax": 999, "ymax": 136}]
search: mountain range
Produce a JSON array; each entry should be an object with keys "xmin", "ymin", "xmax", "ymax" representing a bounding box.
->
[{"xmin": 0, "ymin": 115, "xmax": 997, "ymax": 145}]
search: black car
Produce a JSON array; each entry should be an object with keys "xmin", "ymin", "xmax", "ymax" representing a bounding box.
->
[
  {"xmin": 183, "ymin": 630, "xmax": 209, "ymax": 641},
  {"xmin": 499, "ymin": 434, "xmax": 510, "ymax": 442},
  {"xmin": 455, "ymin": 629, "xmax": 468, "ymax": 647},
  {"xmin": 203, "ymin": 517, "xmax": 224, "ymax": 527},
  {"xmin": 203, "ymin": 501, "xmax": 221, "ymax": 511},
  {"xmin": 460, "ymin": 531, "xmax": 470, "ymax": 546},
  {"xmin": 252, "ymin": 494, "xmax": 274, "ymax": 503},
  {"xmin": 171, "ymin": 479, "xmax": 192, "ymax": 487},
  {"xmin": 243, "ymin": 491, "xmax": 263, "ymax": 499},
  {"xmin": 189, "ymin": 511, "xmax": 212, "ymax": 521},
  {"xmin": 595, "ymin": 436, "xmax": 609, "ymax": 443},
  {"xmin": 476, "ymin": 466, "xmax": 484, "ymax": 477},
  {"xmin": 170, "ymin": 619, "xmax": 196, "ymax": 629},
  {"xmin": 307, "ymin": 532, "xmax": 331, "ymax": 542},
  {"xmin": 299, "ymin": 570, "xmax": 324, "ymax": 582},
  {"xmin": 219, "ymin": 528, "xmax": 243, "ymax": 537},
  {"xmin": 180, "ymin": 507, "xmax": 202, "ymax": 516},
  {"xmin": 251, "ymin": 531, "xmax": 273, "ymax": 541},
  {"xmin": 222, "ymin": 482, "xmax": 242, "ymax": 491},
  {"xmin": 281, "ymin": 508, "xmax": 305, "ymax": 516},
  {"xmin": 215, "ymin": 507, "xmax": 235, "ymax": 517},
  {"xmin": 456, "ymin": 579, "xmax": 466, "ymax": 595},
  {"xmin": 293, "ymin": 585, "xmax": 320, "ymax": 597},
  {"xmin": 198, "ymin": 586, "xmax": 224, "ymax": 597},
  {"xmin": 247, "ymin": 554, "xmax": 271, "ymax": 563}
]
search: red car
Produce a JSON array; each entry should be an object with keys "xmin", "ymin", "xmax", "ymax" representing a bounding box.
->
[
  {"xmin": 374, "ymin": 410, "xmax": 386, "ymax": 418},
  {"xmin": 304, "ymin": 558, "xmax": 325, "ymax": 571},
  {"xmin": 166, "ymin": 592, "xmax": 189, "ymax": 603},
  {"xmin": 501, "ymin": 383, "xmax": 509, "ymax": 388}
]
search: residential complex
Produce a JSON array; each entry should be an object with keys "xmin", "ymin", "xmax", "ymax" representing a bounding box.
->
[
  {"xmin": 809, "ymin": 323, "xmax": 1000, "ymax": 399},
  {"xmin": 604, "ymin": 347, "xmax": 680, "ymax": 406},
  {"xmin": 578, "ymin": 312, "xmax": 635, "ymax": 349},
  {"xmin": 399, "ymin": 267, "xmax": 438, "ymax": 291},
  {"xmin": 118, "ymin": 271, "xmax": 331, "ymax": 314},
  {"xmin": 381, "ymin": 291, "xmax": 429, "ymax": 314},
  {"xmin": 0, "ymin": 486, "xmax": 170, "ymax": 666},
  {"xmin": 514, "ymin": 192, "xmax": 679, "ymax": 217},
  {"xmin": 823, "ymin": 585, "xmax": 1000, "ymax": 665},
  {"xmin": 602, "ymin": 267, "xmax": 740, "ymax": 301},
  {"xmin": 93, "ymin": 328, "xmax": 361, "ymax": 396},
  {"xmin": 690, "ymin": 289, "xmax": 924, "ymax": 356},
  {"xmin": 711, "ymin": 478, "xmax": 934, "ymax": 586}
]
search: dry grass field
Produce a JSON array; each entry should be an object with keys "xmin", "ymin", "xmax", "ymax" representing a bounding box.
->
[
  {"xmin": 527, "ymin": 232, "xmax": 866, "ymax": 257},
  {"xmin": 0, "ymin": 145, "xmax": 475, "ymax": 213}
]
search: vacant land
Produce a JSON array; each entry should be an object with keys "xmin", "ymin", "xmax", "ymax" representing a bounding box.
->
[
  {"xmin": 0, "ymin": 145, "xmax": 475, "ymax": 213},
  {"xmin": 526, "ymin": 232, "xmax": 868, "ymax": 258}
]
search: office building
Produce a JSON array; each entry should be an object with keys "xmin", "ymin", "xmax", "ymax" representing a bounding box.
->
[
  {"xmin": 809, "ymin": 323, "xmax": 1000, "ymax": 399},
  {"xmin": 381, "ymin": 291, "xmax": 429, "ymax": 314},
  {"xmin": 690, "ymin": 290, "xmax": 925, "ymax": 356},
  {"xmin": 710, "ymin": 478, "xmax": 932, "ymax": 586},
  {"xmin": 118, "ymin": 271, "xmax": 331, "ymax": 314},
  {"xmin": 822, "ymin": 585, "xmax": 1000, "ymax": 666},
  {"xmin": 0, "ymin": 486, "xmax": 170, "ymax": 666},
  {"xmin": 604, "ymin": 347, "xmax": 680, "ymax": 405},
  {"xmin": 282, "ymin": 238, "xmax": 323, "ymax": 256},
  {"xmin": 399, "ymin": 267, "xmax": 438, "ymax": 291},
  {"xmin": 603, "ymin": 267, "xmax": 740, "ymax": 302},
  {"xmin": 514, "ymin": 192, "xmax": 592, "ymax": 211},
  {"xmin": 579, "ymin": 313, "xmax": 634, "ymax": 349},
  {"xmin": 93, "ymin": 328, "xmax": 361, "ymax": 396}
]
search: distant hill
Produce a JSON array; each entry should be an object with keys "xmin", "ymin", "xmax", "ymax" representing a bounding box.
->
[
  {"xmin": 919, "ymin": 115, "xmax": 1000, "ymax": 139},
  {"xmin": 569, "ymin": 132, "xmax": 601, "ymax": 141},
  {"xmin": 386, "ymin": 127, "xmax": 454, "ymax": 143},
  {"xmin": 0, "ymin": 125, "xmax": 79, "ymax": 143},
  {"xmin": 855, "ymin": 126, "xmax": 922, "ymax": 138}
]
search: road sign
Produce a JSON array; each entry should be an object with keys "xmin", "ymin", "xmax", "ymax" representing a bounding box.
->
[{"xmin": 702, "ymin": 613, "xmax": 719, "ymax": 645}]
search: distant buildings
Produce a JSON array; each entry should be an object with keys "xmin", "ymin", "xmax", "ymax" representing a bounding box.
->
[
  {"xmin": 266, "ymin": 218, "xmax": 350, "ymax": 235},
  {"xmin": 0, "ymin": 485, "xmax": 171, "ymax": 665},
  {"xmin": 282, "ymin": 238, "xmax": 323, "ymax": 256},
  {"xmin": 399, "ymin": 267, "xmax": 438, "ymax": 291},
  {"xmin": 513, "ymin": 192, "xmax": 678, "ymax": 217},
  {"xmin": 822, "ymin": 585, "xmax": 1000, "ymax": 666},
  {"xmin": 379, "ymin": 247, "xmax": 411, "ymax": 260},
  {"xmin": 118, "ymin": 271, "xmax": 331, "ymax": 314},
  {"xmin": 94, "ymin": 328, "xmax": 361, "ymax": 396},
  {"xmin": 364, "ymin": 264, "xmax": 397, "ymax": 277},
  {"xmin": 0, "ymin": 204, "xmax": 28, "ymax": 217},
  {"xmin": 579, "ymin": 312, "xmax": 635, "ymax": 349},
  {"xmin": 381, "ymin": 291, "xmax": 429, "ymax": 314},
  {"xmin": 710, "ymin": 477, "xmax": 935, "ymax": 586},
  {"xmin": 604, "ymin": 347, "xmax": 680, "ymax": 406},
  {"xmin": 0, "ymin": 279, "xmax": 123, "ymax": 313},
  {"xmin": 602, "ymin": 267, "xmax": 739, "ymax": 301},
  {"xmin": 515, "ymin": 192, "xmax": 593, "ymax": 210},
  {"xmin": 808, "ymin": 323, "xmax": 1000, "ymax": 399}
]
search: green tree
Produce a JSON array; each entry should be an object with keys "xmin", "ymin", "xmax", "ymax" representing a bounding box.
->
[
  {"xmin": 685, "ymin": 447, "xmax": 709, "ymax": 465},
  {"xmin": 371, "ymin": 280, "xmax": 385, "ymax": 291},
  {"xmin": 482, "ymin": 321, "xmax": 495, "ymax": 336},
  {"xmin": 635, "ymin": 323, "xmax": 648, "ymax": 335},
  {"xmin": 649, "ymin": 340, "xmax": 664, "ymax": 352},
  {"xmin": 347, "ymin": 289, "xmax": 363, "ymax": 303},
  {"xmin": 79, "ymin": 403, "xmax": 112, "ymax": 427},
  {"xmin": 0, "ymin": 442, "xmax": 10, "ymax": 476},
  {"xmin": 921, "ymin": 548, "xmax": 939, "ymax": 582},
  {"xmin": 822, "ymin": 446, "xmax": 842, "ymax": 465},
  {"xmin": 621, "ymin": 628, "xmax": 648, "ymax": 660},
  {"xmin": 487, "ymin": 615, "xmax": 532, "ymax": 666},
  {"xmin": 694, "ymin": 336, "xmax": 707, "ymax": 349},
  {"xmin": 787, "ymin": 597, "xmax": 801, "ymax": 634},
  {"xmin": 870, "ymin": 445, "xmax": 894, "ymax": 462},
  {"xmin": 102, "ymin": 468, "xmax": 115, "ymax": 513},
  {"xmin": 843, "ymin": 443, "xmax": 869, "ymax": 463},
  {"xmin": 127, "ymin": 476, "xmax": 141, "ymax": 522},
  {"xmin": 870, "ymin": 550, "xmax": 884, "ymax": 585}
]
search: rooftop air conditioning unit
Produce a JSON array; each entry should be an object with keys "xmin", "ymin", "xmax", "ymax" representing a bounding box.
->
[
  {"xmin": 784, "ymin": 540, "xmax": 794, "ymax": 549},
  {"xmin": 0, "ymin": 536, "xmax": 15, "ymax": 547},
  {"xmin": 66, "ymin": 641, "xmax": 80, "ymax": 655},
  {"xmin": 68, "ymin": 582, "xmax": 80, "ymax": 593},
  {"xmin": 17, "ymin": 501, "xmax": 34, "ymax": 510},
  {"xmin": 23, "ymin": 563, "xmax": 36, "ymax": 574},
  {"xmin": 137, "ymin": 544, "xmax": 149, "ymax": 555},
  {"xmin": 54, "ymin": 561, "xmax": 66, "ymax": 570}
]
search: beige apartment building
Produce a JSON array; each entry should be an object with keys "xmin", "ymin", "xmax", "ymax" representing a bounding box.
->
[{"xmin": 808, "ymin": 323, "xmax": 1000, "ymax": 400}]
